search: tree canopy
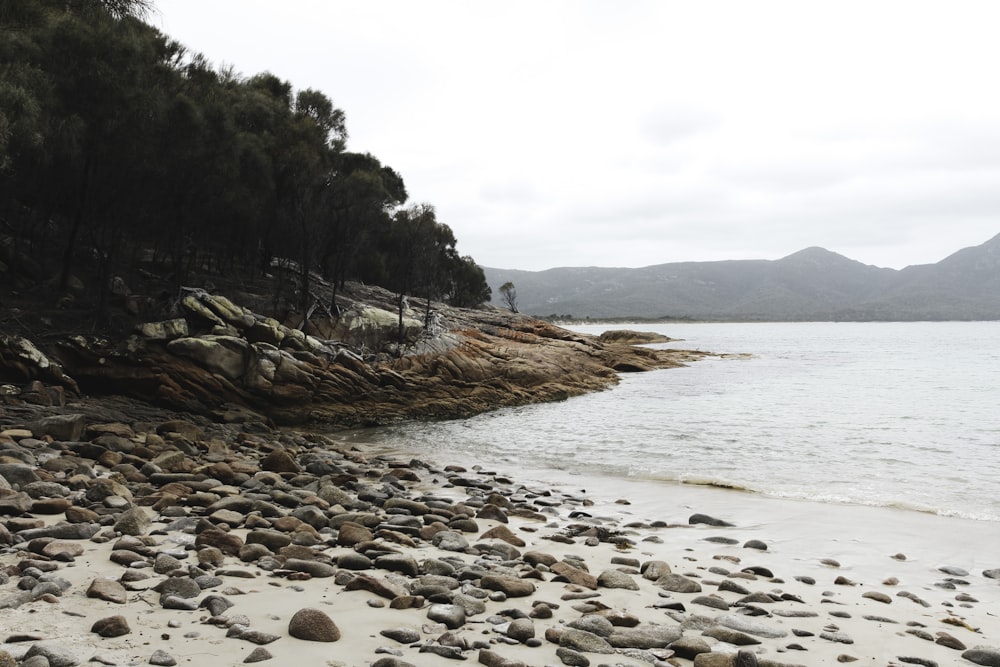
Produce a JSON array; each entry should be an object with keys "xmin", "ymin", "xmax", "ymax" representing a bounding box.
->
[{"xmin": 0, "ymin": 0, "xmax": 490, "ymax": 326}]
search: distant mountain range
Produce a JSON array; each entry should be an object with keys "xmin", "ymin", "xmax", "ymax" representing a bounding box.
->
[{"xmin": 483, "ymin": 233, "xmax": 1000, "ymax": 321}]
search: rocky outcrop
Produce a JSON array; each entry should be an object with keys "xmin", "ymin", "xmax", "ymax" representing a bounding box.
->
[{"xmin": 1, "ymin": 283, "xmax": 707, "ymax": 427}]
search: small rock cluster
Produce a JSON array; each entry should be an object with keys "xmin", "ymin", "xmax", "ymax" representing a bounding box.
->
[{"xmin": 1, "ymin": 407, "xmax": 999, "ymax": 667}]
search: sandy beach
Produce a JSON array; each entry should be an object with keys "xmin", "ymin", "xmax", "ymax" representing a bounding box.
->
[{"xmin": 2, "ymin": 416, "xmax": 999, "ymax": 667}]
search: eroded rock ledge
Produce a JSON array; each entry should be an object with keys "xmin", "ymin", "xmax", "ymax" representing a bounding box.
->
[{"xmin": 1, "ymin": 283, "xmax": 708, "ymax": 427}]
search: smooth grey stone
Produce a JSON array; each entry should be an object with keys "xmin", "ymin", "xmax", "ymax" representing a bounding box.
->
[{"xmin": 716, "ymin": 614, "xmax": 789, "ymax": 638}]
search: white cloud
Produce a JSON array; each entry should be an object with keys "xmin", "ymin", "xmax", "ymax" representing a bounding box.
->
[{"xmin": 155, "ymin": 0, "xmax": 1000, "ymax": 271}]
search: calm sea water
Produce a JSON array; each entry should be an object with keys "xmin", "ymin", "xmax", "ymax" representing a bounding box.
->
[{"xmin": 337, "ymin": 321, "xmax": 1000, "ymax": 523}]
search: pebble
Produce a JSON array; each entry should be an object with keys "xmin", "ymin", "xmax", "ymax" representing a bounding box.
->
[
  {"xmin": 381, "ymin": 627, "xmax": 421, "ymax": 644},
  {"xmin": 242, "ymin": 647, "xmax": 273, "ymax": 663},
  {"xmin": 149, "ymin": 649, "xmax": 177, "ymax": 666},
  {"xmin": 0, "ymin": 407, "xmax": 995, "ymax": 667},
  {"xmin": 716, "ymin": 614, "xmax": 788, "ymax": 639},
  {"xmin": 23, "ymin": 641, "xmax": 79, "ymax": 667},
  {"xmin": 91, "ymin": 615, "xmax": 131, "ymax": 637},
  {"xmin": 962, "ymin": 648, "xmax": 1000, "ymax": 666},
  {"xmin": 288, "ymin": 608, "xmax": 340, "ymax": 642}
]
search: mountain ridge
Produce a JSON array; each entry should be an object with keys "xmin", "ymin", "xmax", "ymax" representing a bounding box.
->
[{"xmin": 484, "ymin": 234, "xmax": 1000, "ymax": 321}]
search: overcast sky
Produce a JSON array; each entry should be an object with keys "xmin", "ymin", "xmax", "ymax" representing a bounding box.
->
[{"xmin": 154, "ymin": 1, "xmax": 1000, "ymax": 271}]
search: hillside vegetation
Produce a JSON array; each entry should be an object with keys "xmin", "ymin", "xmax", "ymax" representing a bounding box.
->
[{"xmin": 1, "ymin": 0, "xmax": 490, "ymax": 336}]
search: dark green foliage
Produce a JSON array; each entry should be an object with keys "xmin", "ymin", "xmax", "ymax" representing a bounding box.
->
[{"xmin": 0, "ymin": 0, "xmax": 491, "ymax": 328}]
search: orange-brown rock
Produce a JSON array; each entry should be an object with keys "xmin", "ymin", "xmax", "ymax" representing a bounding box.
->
[{"xmin": 12, "ymin": 283, "xmax": 707, "ymax": 427}]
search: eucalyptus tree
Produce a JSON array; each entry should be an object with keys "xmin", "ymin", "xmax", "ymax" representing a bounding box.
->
[{"xmin": 320, "ymin": 152, "xmax": 407, "ymax": 311}]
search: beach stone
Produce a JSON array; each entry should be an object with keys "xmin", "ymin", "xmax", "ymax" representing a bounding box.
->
[
  {"xmin": 689, "ymin": 513, "xmax": 734, "ymax": 527},
  {"xmin": 481, "ymin": 574, "xmax": 535, "ymax": 597},
  {"xmin": 896, "ymin": 658, "xmax": 937, "ymax": 667},
  {"xmin": 452, "ymin": 592, "xmax": 487, "ymax": 616},
  {"xmin": 597, "ymin": 568, "xmax": 638, "ymax": 590},
  {"xmin": 371, "ymin": 659, "xmax": 417, "ymax": 667},
  {"xmin": 87, "ymin": 578, "xmax": 127, "ymax": 604},
  {"xmin": 983, "ymin": 569, "xmax": 1000, "ymax": 579},
  {"xmin": 432, "ymin": 530, "xmax": 470, "ymax": 552},
  {"xmin": 91, "ymin": 615, "xmax": 131, "ymax": 637},
  {"xmin": 506, "ymin": 618, "xmax": 535, "ymax": 642},
  {"xmin": 670, "ymin": 636, "xmax": 712, "ymax": 659},
  {"xmin": 567, "ymin": 615, "xmax": 615, "ymax": 638},
  {"xmin": 153, "ymin": 553, "xmax": 184, "ymax": 574},
  {"xmin": 195, "ymin": 528, "xmax": 244, "ymax": 555},
  {"xmin": 862, "ymin": 591, "xmax": 892, "ymax": 604},
  {"xmin": 246, "ymin": 529, "xmax": 292, "ymax": 551},
  {"xmin": 375, "ymin": 554, "xmax": 420, "ymax": 577},
  {"xmin": 703, "ymin": 626, "xmax": 762, "ymax": 646},
  {"xmin": 227, "ymin": 626, "xmax": 281, "ymax": 645},
  {"xmin": 962, "ymin": 649, "xmax": 1000, "ymax": 666},
  {"xmin": 239, "ymin": 543, "xmax": 272, "ymax": 562},
  {"xmin": 344, "ymin": 573, "xmax": 408, "ymax": 599},
  {"xmin": 427, "ymin": 603, "xmax": 466, "ymax": 629},
  {"xmin": 200, "ymin": 594, "xmax": 234, "ymax": 616},
  {"xmin": 607, "ymin": 624, "xmax": 683, "ymax": 649},
  {"xmin": 551, "ymin": 561, "xmax": 598, "ymax": 589},
  {"xmin": 381, "ymin": 627, "xmax": 421, "ymax": 644},
  {"xmin": 641, "ymin": 560, "xmax": 672, "ymax": 580},
  {"xmin": 23, "ymin": 641, "xmax": 80, "ymax": 667},
  {"xmin": 821, "ymin": 631, "xmax": 854, "ymax": 644},
  {"xmin": 693, "ymin": 595, "xmax": 730, "ymax": 610},
  {"xmin": 479, "ymin": 524, "xmax": 524, "ymax": 546},
  {"xmin": 478, "ymin": 649, "xmax": 526, "ymax": 667},
  {"xmin": 64, "ymin": 505, "xmax": 100, "ymax": 523},
  {"xmin": 0, "ymin": 491, "xmax": 32, "ymax": 514},
  {"xmin": 717, "ymin": 614, "xmax": 788, "ymax": 639},
  {"xmin": 261, "ymin": 448, "xmax": 299, "ymax": 473},
  {"xmin": 243, "ymin": 647, "xmax": 273, "ymax": 663},
  {"xmin": 149, "ymin": 649, "xmax": 177, "ymax": 666},
  {"xmin": 161, "ymin": 595, "xmax": 199, "ymax": 610},
  {"xmin": 524, "ymin": 551, "xmax": 557, "ymax": 567},
  {"xmin": 476, "ymin": 503, "xmax": 509, "ymax": 523},
  {"xmin": 693, "ymin": 655, "xmax": 737, "ymax": 667},
  {"xmin": 559, "ymin": 628, "xmax": 615, "ymax": 654},
  {"xmin": 288, "ymin": 608, "xmax": 340, "ymax": 642},
  {"xmin": 719, "ymin": 579, "xmax": 750, "ymax": 595},
  {"xmin": 32, "ymin": 498, "xmax": 74, "ymax": 515},
  {"xmin": 337, "ymin": 521, "xmax": 373, "ymax": 546},
  {"xmin": 939, "ymin": 565, "xmax": 969, "ymax": 577},
  {"xmin": 595, "ymin": 609, "xmax": 638, "ymax": 628},
  {"xmin": 0, "ymin": 463, "xmax": 41, "ymax": 488},
  {"xmin": 555, "ymin": 647, "xmax": 590, "ymax": 666},
  {"xmin": 935, "ymin": 632, "xmax": 966, "ymax": 651},
  {"xmin": 657, "ymin": 573, "xmax": 702, "ymax": 593},
  {"xmin": 41, "ymin": 540, "xmax": 85, "ymax": 559},
  {"xmin": 420, "ymin": 644, "xmax": 465, "ymax": 660},
  {"xmin": 30, "ymin": 414, "xmax": 87, "ymax": 441},
  {"xmin": 158, "ymin": 577, "xmax": 202, "ymax": 599},
  {"xmin": 283, "ymin": 558, "xmax": 335, "ymax": 578},
  {"xmin": 337, "ymin": 552, "xmax": 373, "ymax": 570},
  {"xmin": 743, "ymin": 539, "xmax": 767, "ymax": 551}
]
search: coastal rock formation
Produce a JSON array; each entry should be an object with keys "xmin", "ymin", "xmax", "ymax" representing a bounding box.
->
[{"xmin": 1, "ymin": 283, "xmax": 705, "ymax": 427}]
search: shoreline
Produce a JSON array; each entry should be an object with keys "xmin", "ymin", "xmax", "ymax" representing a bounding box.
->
[{"xmin": 3, "ymin": 412, "xmax": 998, "ymax": 667}]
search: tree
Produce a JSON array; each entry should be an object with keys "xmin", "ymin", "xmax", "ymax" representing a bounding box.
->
[
  {"xmin": 444, "ymin": 255, "xmax": 491, "ymax": 308},
  {"xmin": 499, "ymin": 281, "xmax": 518, "ymax": 312}
]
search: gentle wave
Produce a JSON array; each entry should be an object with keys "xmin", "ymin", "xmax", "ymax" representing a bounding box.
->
[
  {"xmin": 626, "ymin": 469, "xmax": 1000, "ymax": 522},
  {"xmin": 346, "ymin": 322, "xmax": 1000, "ymax": 524}
]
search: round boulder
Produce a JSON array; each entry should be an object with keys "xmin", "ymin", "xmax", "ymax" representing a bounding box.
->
[{"xmin": 288, "ymin": 608, "xmax": 340, "ymax": 642}]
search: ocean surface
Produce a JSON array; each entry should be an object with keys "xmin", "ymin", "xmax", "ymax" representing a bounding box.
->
[{"xmin": 334, "ymin": 321, "xmax": 1000, "ymax": 524}]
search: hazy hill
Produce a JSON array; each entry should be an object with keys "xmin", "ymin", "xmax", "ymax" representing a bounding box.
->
[{"xmin": 484, "ymin": 233, "xmax": 1000, "ymax": 321}]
